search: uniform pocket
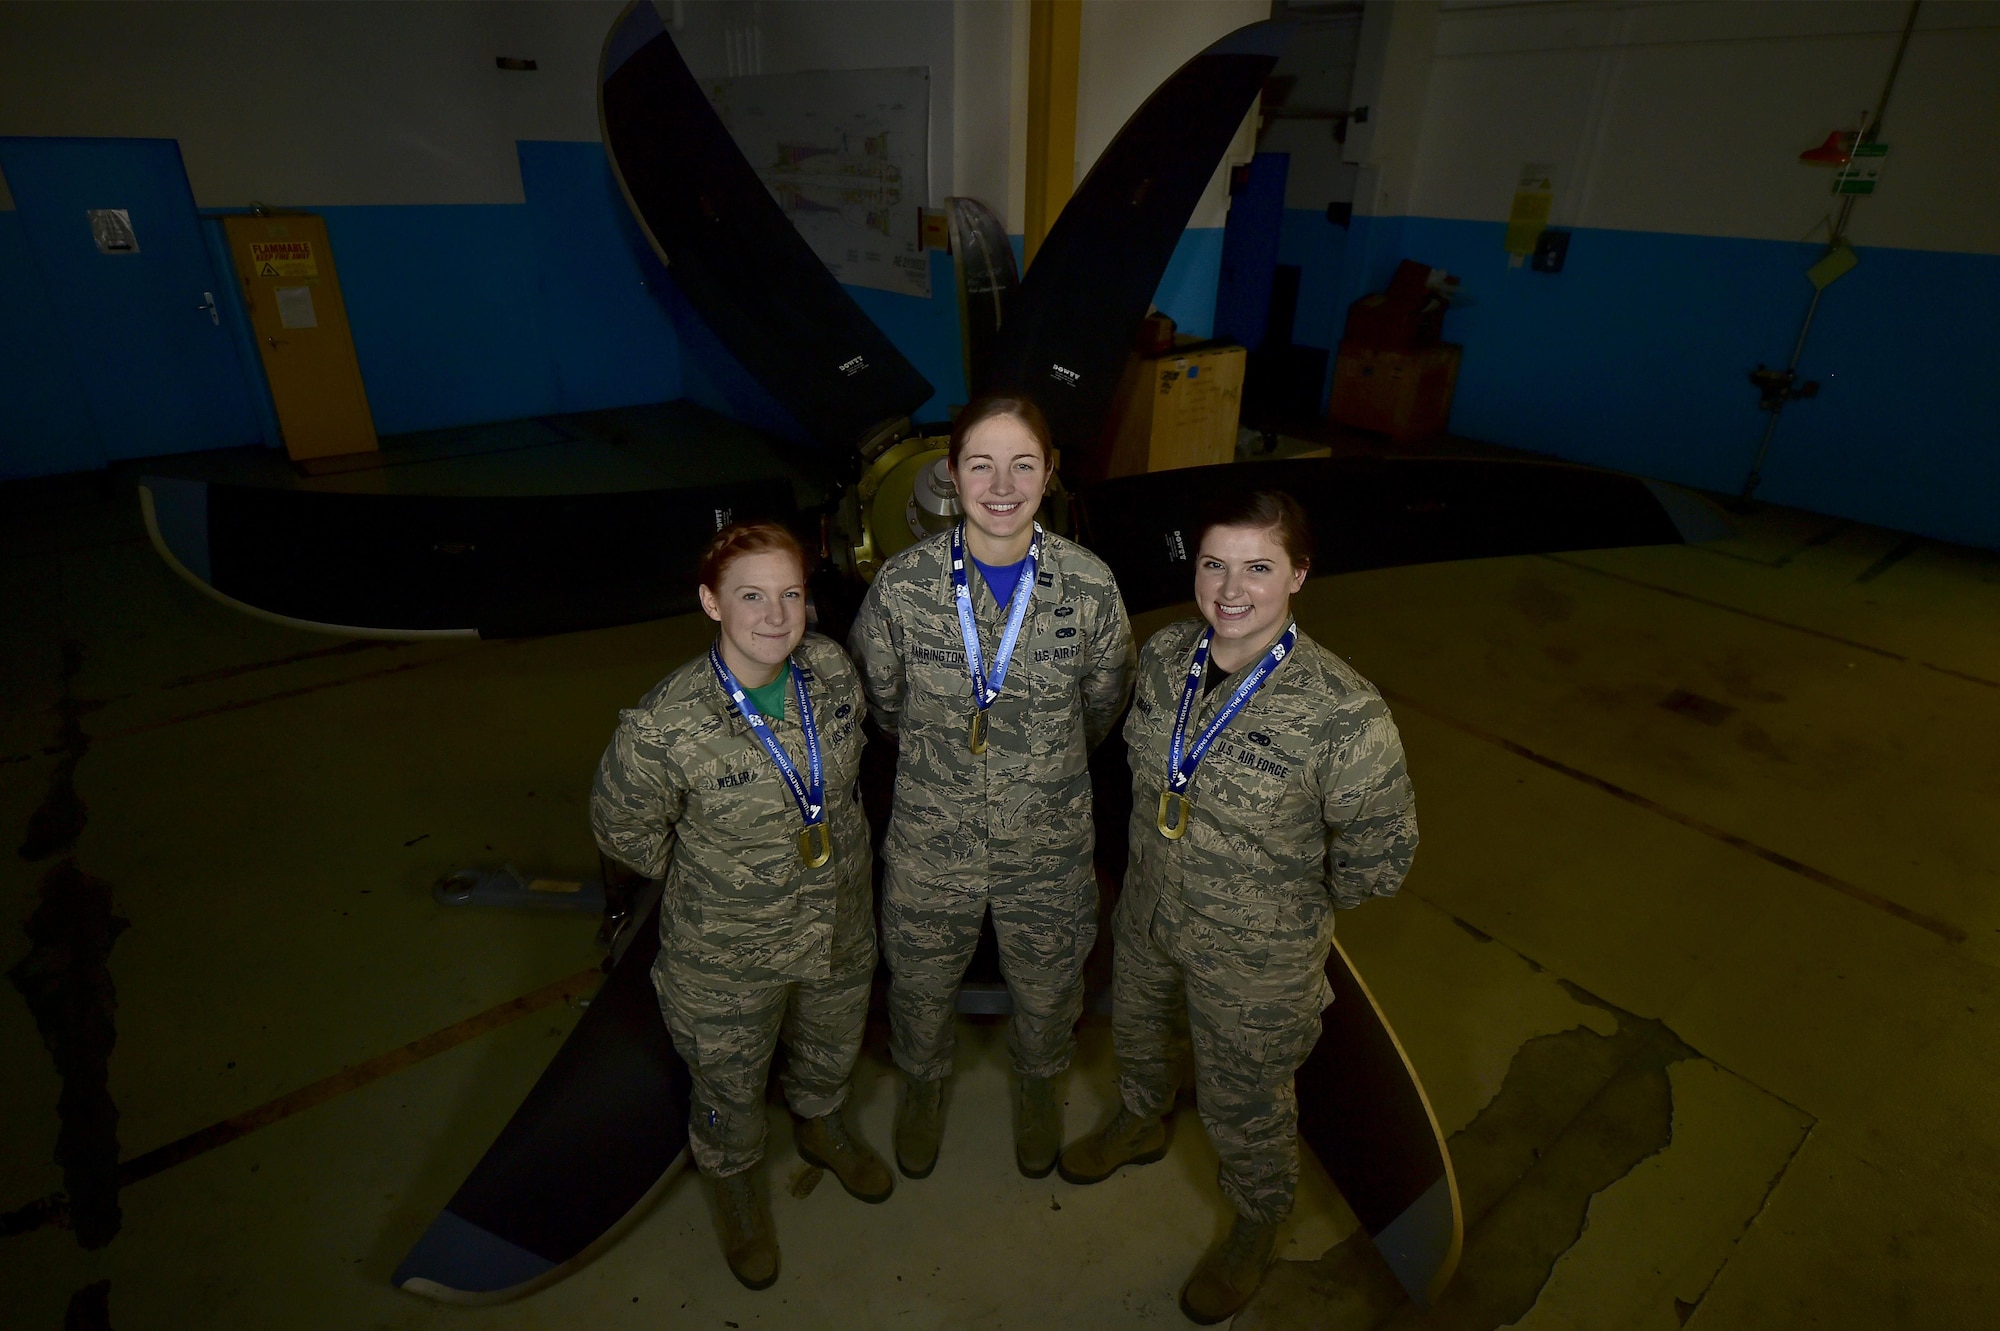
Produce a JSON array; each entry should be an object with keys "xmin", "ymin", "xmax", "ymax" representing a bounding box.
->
[{"xmin": 1238, "ymin": 996, "xmax": 1324, "ymax": 1074}]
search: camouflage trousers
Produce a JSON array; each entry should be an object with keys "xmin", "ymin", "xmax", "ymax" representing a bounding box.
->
[
  {"xmin": 880, "ymin": 857, "xmax": 1098, "ymax": 1082},
  {"xmin": 654, "ymin": 947, "xmax": 875, "ymax": 1178},
  {"xmin": 1110, "ymin": 887, "xmax": 1334, "ymax": 1224}
]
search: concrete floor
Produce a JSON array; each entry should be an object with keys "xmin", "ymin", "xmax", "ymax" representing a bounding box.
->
[{"xmin": 3, "ymin": 469, "xmax": 1997, "ymax": 1328}]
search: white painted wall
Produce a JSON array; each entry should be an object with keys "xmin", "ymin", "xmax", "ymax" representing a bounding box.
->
[
  {"xmin": 1259, "ymin": 8, "xmax": 1364, "ymax": 210},
  {"xmin": 953, "ymin": 0, "xmax": 1021, "ymax": 216},
  {"xmin": 0, "ymin": 0, "xmax": 960, "ymax": 207},
  {"xmin": 0, "ymin": 0, "xmax": 592, "ymax": 206},
  {"xmin": 1407, "ymin": 0, "xmax": 2000, "ymax": 254},
  {"xmin": 1077, "ymin": 0, "xmax": 1273, "ymax": 230},
  {"xmin": 0, "ymin": 0, "xmax": 1278, "ymax": 231}
]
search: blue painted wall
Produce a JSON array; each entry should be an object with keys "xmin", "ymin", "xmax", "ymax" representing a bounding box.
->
[
  {"xmin": 1213, "ymin": 154, "xmax": 1288, "ymax": 351},
  {"xmin": 1276, "ymin": 207, "xmax": 1349, "ymax": 350},
  {"xmin": 1380, "ymin": 217, "xmax": 2000, "ymax": 550},
  {"xmin": 0, "ymin": 210, "xmax": 98, "ymax": 478},
  {"xmin": 1, "ymin": 136, "xmax": 263, "ymax": 473},
  {"xmin": 517, "ymin": 141, "xmax": 682, "ymax": 416},
  {"xmin": 1152, "ymin": 227, "xmax": 1225, "ymax": 340},
  {"xmin": 2, "ymin": 132, "xmax": 1242, "ymax": 477},
  {"xmin": 309, "ymin": 141, "xmax": 695, "ymax": 436},
  {"xmin": 1, "ymin": 139, "xmax": 704, "ymax": 474},
  {"xmin": 315, "ymin": 203, "xmax": 556, "ymax": 435}
]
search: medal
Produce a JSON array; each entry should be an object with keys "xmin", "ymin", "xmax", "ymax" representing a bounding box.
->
[
  {"xmin": 708, "ymin": 645, "xmax": 831, "ymax": 868},
  {"xmin": 1158, "ymin": 620, "xmax": 1298, "ymax": 839},
  {"xmin": 797, "ymin": 823, "xmax": 832, "ymax": 870},
  {"xmin": 952, "ymin": 522, "xmax": 1039, "ymax": 754}
]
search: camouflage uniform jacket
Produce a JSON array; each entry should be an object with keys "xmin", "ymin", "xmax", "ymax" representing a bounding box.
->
[
  {"xmin": 591, "ymin": 633, "xmax": 872, "ymax": 989},
  {"xmin": 848, "ymin": 527, "xmax": 1135, "ymax": 873},
  {"xmin": 1123, "ymin": 618, "xmax": 1417, "ymax": 978}
]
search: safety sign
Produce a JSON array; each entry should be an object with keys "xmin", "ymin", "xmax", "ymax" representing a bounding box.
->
[{"xmin": 249, "ymin": 240, "xmax": 319, "ymax": 278}]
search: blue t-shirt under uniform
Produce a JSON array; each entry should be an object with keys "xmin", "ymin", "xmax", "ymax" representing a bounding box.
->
[{"xmin": 972, "ymin": 556, "xmax": 1027, "ymax": 609}]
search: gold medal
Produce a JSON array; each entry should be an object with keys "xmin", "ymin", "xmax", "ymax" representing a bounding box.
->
[
  {"xmin": 968, "ymin": 708, "xmax": 989, "ymax": 755},
  {"xmin": 797, "ymin": 822, "xmax": 832, "ymax": 869},
  {"xmin": 1157, "ymin": 790, "xmax": 1192, "ymax": 840}
]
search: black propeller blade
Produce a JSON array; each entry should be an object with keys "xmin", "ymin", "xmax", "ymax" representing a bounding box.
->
[
  {"xmin": 1076, "ymin": 456, "xmax": 1732, "ymax": 616},
  {"xmin": 984, "ymin": 21, "xmax": 1292, "ymax": 468},
  {"xmin": 600, "ymin": 1, "xmax": 934, "ymax": 452}
]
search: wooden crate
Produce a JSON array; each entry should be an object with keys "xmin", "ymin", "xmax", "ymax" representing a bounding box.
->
[
  {"xmin": 1096, "ymin": 341, "xmax": 1246, "ymax": 480},
  {"xmin": 1328, "ymin": 341, "xmax": 1461, "ymax": 442}
]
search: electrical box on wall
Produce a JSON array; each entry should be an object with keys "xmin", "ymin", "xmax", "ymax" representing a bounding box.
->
[{"xmin": 1531, "ymin": 229, "xmax": 1570, "ymax": 273}]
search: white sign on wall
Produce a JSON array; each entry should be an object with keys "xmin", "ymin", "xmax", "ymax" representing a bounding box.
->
[{"xmin": 705, "ymin": 66, "xmax": 931, "ymax": 299}]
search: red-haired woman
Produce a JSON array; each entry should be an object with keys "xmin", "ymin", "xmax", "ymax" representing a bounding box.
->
[
  {"xmin": 1059, "ymin": 489, "xmax": 1418, "ymax": 1325},
  {"xmin": 847, "ymin": 394, "xmax": 1135, "ymax": 1181},
  {"xmin": 593, "ymin": 520, "xmax": 889, "ymax": 1291}
]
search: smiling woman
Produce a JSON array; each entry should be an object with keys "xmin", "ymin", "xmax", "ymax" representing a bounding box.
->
[
  {"xmin": 696, "ymin": 521, "xmax": 811, "ymax": 691},
  {"xmin": 1059, "ymin": 487, "xmax": 1419, "ymax": 1325},
  {"xmin": 847, "ymin": 392, "xmax": 1136, "ymax": 1184},
  {"xmin": 591, "ymin": 519, "xmax": 892, "ymax": 1291}
]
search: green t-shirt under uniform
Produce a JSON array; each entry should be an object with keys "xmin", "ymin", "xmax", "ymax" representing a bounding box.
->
[{"xmin": 742, "ymin": 674, "xmax": 788, "ymax": 724}]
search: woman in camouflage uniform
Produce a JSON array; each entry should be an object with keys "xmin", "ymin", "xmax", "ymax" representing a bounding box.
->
[
  {"xmin": 592, "ymin": 521, "xmax": 890, "ymax": 1291},
  {"xmin": 1060, "ymin": 490, "xmax": 1418, "ymax": 1325},
  {"xmin": 848, "ymin": 395, "xmax": 1135, "ymax": 1181}
]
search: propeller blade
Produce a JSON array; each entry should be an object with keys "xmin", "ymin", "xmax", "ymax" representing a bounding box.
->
[
  {"xmin": 946, "ymin": 195, "xmax": 1021, "ymax": 393},
  {"xmin": 600, "ymin": 1, "xmax": 933, "ymax": 452},
  {"xmin": 984, "ymin": 20, "xmax": 1292, "ymax": 465},
  {"xmin": 1074, "ymin": 457, "xmax": 1731, "ymax": 616},
  {"xmin": 141, "ymin": 475, "xmax": 801, "ymax": 639}
]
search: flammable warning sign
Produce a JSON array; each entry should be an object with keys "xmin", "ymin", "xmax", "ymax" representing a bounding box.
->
[{"xmin": 249, "ymin": 240, "xmax": 318, "ymax": 278}]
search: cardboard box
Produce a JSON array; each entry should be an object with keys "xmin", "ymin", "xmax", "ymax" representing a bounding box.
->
[
  {"xmin": 1096, "ymin": 340, "xmax": 1246, "ymax": 481},
  {"xmin": 1328, "ymin": 341, "xmax": 1461, "ymax": 442}
]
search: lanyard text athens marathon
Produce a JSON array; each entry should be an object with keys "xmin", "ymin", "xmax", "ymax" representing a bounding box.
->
[
  {"xmin": 1158, "ymin": 621, "xmax": 1298, "ymax": 839},
  {"xmin": 951, "ymin": 522, "xmax": 1040, "ymax": 754},
  {"xmin": 708, "ymin": 646, "xmax": 830, "ymax": 868}
]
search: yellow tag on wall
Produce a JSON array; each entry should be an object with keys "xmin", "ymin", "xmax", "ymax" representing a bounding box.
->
[
  {"xmin": 249, "ymin": 240, "xmax": 319, "ymax": 278},
  {"xmin": 1504, "ymin": 162, "xmax": 1556, "ymax": 256}
]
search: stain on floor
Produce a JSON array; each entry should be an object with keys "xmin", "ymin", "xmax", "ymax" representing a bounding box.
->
[
  {"xmin": 9, "ymin": 641, "xmax": 127, "ymax": 1251},
  {"xmin": 1241, "ymin": 991, "xmax": 1705, "ymax": 1330}
]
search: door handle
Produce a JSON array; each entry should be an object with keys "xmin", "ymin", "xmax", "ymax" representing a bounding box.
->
[
  {"xmin": 265, "ymin": 336, "xmax": 292, "ymax": 348},
  {"xmin": 197, "ymin": 292, "xmax": 220, "ymax": 325}
]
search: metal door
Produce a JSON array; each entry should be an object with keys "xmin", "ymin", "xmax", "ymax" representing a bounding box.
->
[
  {"xmin": 222, "ymin": 213, "xmax": 378, "ymax": 462},
  {"xmin": 0, "ymin": 137, "xmax": 262, "ymax": 462}
]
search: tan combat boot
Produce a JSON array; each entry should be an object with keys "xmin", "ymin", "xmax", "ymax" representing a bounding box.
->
[
  {"xmin": 1178, "ymin": 1213, "xmax": 1278, "ymax": 1324},
  {"xmin": 1056, "ymin": 1104, "xmax": 1167, "ymax": 1184},
  {"xmin": 895, "ymin": 1072, "xmax": 945, "ymax": 1179},
  {"xmin": 1014, "ymin": 1074, "xmax": 1062, "ymax": 1178},
  {"xmin": 710, "ymin": 1170, "xmax": 778, "ymax": 1290},
  {"xmin": 795, "ymin": 1110, "xmax": 895, "ymax": 1203}
]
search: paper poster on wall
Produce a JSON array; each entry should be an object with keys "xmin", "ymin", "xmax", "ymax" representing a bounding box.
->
[
  {"xmin": 705, "ymin": 66, "xmax": 931, "ymax": 299},
  {"xmin": 88, "ymin": 208, "xmax": 139, "ymax": 254},
  {"xmin": 250, "ymin": 240, "xmax": 319, "ymax": 278},
  {"xmin": 275, "ymin": 286, "xmax": 318, "ymax": 329}
]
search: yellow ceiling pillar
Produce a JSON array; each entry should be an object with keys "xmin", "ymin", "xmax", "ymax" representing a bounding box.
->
[{"xmin": 1022, "ymin": 0, "xmax": 1081, "ymax": 269}]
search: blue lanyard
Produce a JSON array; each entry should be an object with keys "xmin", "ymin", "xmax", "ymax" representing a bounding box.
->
[
  {"xmin": 708, "ymin": 645, "xmax": 830, "ymax": 866},
  {"xmin": 951, "ymin": 522, "xmax": 1040, "ymax": 712},
  {"xmin": 1158, "ymin": 621, "xmax": 1297, "ymax": 840}
]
